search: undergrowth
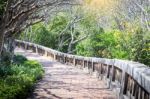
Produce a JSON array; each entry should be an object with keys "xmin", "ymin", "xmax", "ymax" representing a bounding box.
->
[{"xmin": 0, "ymin": 55, "xmax": 44, "ymax": 99}]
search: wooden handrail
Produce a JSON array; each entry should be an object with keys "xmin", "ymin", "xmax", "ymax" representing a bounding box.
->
[{"xmin": 15, "ymin": 40, "xmax": 150, "ymax": 99}]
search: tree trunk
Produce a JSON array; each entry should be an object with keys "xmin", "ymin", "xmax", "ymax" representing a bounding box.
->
[
  {"xmin": 0, "ymin": 36, "xmax": 16, "ymax": 64},
  {"xmin": 6, "ymin": 36, "xmax": 15, "ymax": 59},
  {"xmin": 0, "ymin": 27, "xmax": 5, "ymax": 58}
]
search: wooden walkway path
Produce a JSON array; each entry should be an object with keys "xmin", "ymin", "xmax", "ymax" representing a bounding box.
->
[{"xmin": 15, "ymin": 48, "xmax": 116, "ymax": 99}]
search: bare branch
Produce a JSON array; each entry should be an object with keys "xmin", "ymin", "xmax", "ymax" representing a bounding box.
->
[
  {"xmin": 72, "ymin": 35, "xmax": 88, "ymax": 44},
  {"xmin": 11, "ymin": 0, "xmax": 24, "ymax": 9}
]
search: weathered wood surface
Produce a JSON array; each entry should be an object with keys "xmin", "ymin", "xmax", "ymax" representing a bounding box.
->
[{"xmin": 15, "ymin": 40, "xmax": 150, "ymax": 99}]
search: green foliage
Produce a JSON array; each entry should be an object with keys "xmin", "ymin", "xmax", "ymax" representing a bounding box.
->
[
  {"xmin": 139, "ymin": 41, "xmax": 150, "ymax": 66},
  {"xmin": 20, "ymin": 12, "xmax": 86, "ymax": 53},
  {"xmin": 76, "ymin": 29, "xmax": 128, "ymax": 58},
  {"xmin": 77, "ymin": 27, "xmax": 105, "ymax": 57},
  {"xmin": 76, "ymin": 27, "xmax": 150, "ymax": 66},
  {"xmin": 13, "ymin": 55, "xmax": 27, "ymax": 64},
  {"xmin": 19, "ymin": 10, "xmax": 149, "ymax": 66},
  {"xmin": 76, "ymin": 39, "xmax": 92, "ymax": 56},
  {"xmin": 0, "ymin": 55, "xmax": 44, "ymax": 99},
  {"xmin": 0, "ymin": 0, "xmax": 7, "ymax": 15},
  {"xmin": 49, "ymin": 13, "xmax": 68, "ymax": 33},
  {"xmin": 0, "ymin": 65, "xmax": 12, "ymax": 77},
  {"xmin": 0, "ymin": 51, "xmax": 12, "ymax": 65},
  {"xmin": 97, "ymin": 30, "xmax": 129, "ymax": 59},
  {"xmin": 129, "ymin": 28, "xmax": 150, "ymax": 65},
  {"xmin": 34, "ymin": 26, "xmax": 54, "ymax": 47},
  {"xmin": 20, "ymin": 13, "xmax": 69, "ymax": 50}
]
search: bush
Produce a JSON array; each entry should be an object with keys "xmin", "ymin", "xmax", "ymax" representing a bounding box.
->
[
  {"xmin": 0, "ymin": 55, "xmax": 44, "ymax": 99},
  {"xmin": 0, "ymin": 51, "xmax": 12, "ymax": 66},
  {"xmin": 13, "ymin": 55, "xmax": 27, "ymax": 64},
  {"xmin": 0, "ymin": 65, "xmax": 12, "ymax": 77}
]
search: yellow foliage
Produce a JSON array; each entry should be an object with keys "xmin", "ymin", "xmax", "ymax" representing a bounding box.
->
[
  {"xmin": 83, "ymin": 0, "xmax": 118, "ymax": 15},
  {"xmin": 85, "ymin": 0, "xmax": 116, "ymax": 9},
  {"xmin": 114, "ymin": 30, "xmax": 121, "ymax": 38}
]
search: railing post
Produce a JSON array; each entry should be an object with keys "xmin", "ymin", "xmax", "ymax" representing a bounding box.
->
[
  {"xmin": 36, "ymin": 46, "xmax": 38, "ymax": 54},
  {"xmin": 63, "ymin": 55, "xmax": 66, "ymax": 64},
  {"xmin": 62, "ymin": 54, "xmax": 65, "ymax": 63},
  {"xmin": 73, "ymin": 57, "xmax": 76, "ymax": 66},
  {"xmin": 119, "ymin": 71, "xmax": 128, "ymax": 99},
  {"xmin": 25, "ymin": 43, "xmax": 27, "ymax": 50},
  {"xmin": 106, "ymin": 65, "xmax": 111, "ymax": 88},
  {"xmin": 112, "ymin": 66, "xmax": 116, "ymax": 82},
  {"xmin": 86, "ymin": 60, "xmax": 88, "ymax": 68},
  {"xmin": 88, "ymin": 61, "xmax": 92, "ymax": 75},
  {"xmin": 134, "ymin": 83, "xmax": 139, "ymax": 99},
  {"xmin": 91, "ymin": 59, "xmax": 94, "ymax": 74},
  {"xmin": 53, "ymin": 54, "xmax": 56, "ymax": 61},
  {"xmin": 82, "ymin": 59, "xmax": 85, "ymax": 68},
  {"xmin": 45, "ymin": 51, "xmax": 48, "ymax": 57},
  {"xmin": 98, "ymin": 63, "xmax": 103, "ymax": 80},
  {"xmin": 108, "ymin": 65, "xmax": 115, "ymax": 89}
]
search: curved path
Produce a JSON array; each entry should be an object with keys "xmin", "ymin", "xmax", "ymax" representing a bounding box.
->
[{"xmin": 15, "ymin": 48, "xmax": 116, "ymax": 99}]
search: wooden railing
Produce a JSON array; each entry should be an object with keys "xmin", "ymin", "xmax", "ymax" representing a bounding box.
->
[{"xmin": 15, "ymin": 40, "xmax": 150, "ymax": 99}]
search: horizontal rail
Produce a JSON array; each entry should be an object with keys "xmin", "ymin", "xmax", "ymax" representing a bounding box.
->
[{"xmin": 15, "ymin": 40, "xmax": 150, "ymax": 99}]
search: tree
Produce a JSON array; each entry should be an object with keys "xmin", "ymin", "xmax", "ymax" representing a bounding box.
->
[
  {"xmin": 0, "ymin": 0, "xmax": 78, "ymax": 59},
  {"xmin": 20, "ymin": 6, "xmax": 90, "ymax": 54}
]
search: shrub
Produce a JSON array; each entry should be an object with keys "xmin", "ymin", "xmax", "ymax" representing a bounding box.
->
[
  {"xmin": 0, "ymin": 55, "xmax": 44, "ymax": 99},
  {"xmin": 0, "ymin": 65, "xmax": 12, "ymax": 77},
  {"xmin": 0, "ymin": 51, "xmax": 12, "ymax": 66},
  {"xmin": 13, "ymin": 55, "xmax": 27, "ymax": 64}
]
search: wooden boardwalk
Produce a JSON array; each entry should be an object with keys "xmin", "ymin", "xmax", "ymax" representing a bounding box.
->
[{"xmin": 15, "ymin": 48, "xmax": 116, "ymax": 99}]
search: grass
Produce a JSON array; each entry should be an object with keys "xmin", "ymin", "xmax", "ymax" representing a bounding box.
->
[{"xmin": 0, "ymin": 55, "xmax": 44, "ymax": 99}]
